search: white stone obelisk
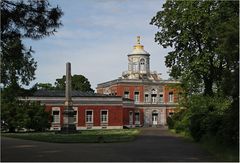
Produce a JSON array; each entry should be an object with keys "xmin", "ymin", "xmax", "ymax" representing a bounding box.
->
[{"xmin": 61, "ymin": 62, "xmax": 76, "ymax": 133}]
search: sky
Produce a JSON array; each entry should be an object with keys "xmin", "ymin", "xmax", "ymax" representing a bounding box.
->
[{"xmin": 25, "ymin": 0, "xmax": 171, "ymax": 91}]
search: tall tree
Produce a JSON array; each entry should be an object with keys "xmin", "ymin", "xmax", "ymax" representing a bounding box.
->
[
  {"xmin": 55, "ymin": 74, "xmax": 94, "ymax": 92},
  {"xmin": 152, "ymin": 0, "xmax": 239, "ymax": 146},
  {"xmin": 1, "ymin": 0, "xmax": 63, "ymax": 132},
  {"xmin": 1, "ymin": 0, "xmax": 63, "ymax": 87},
  {"xmin": 150, "ymin": 0, "xmax": 238, "ymax": 96}
]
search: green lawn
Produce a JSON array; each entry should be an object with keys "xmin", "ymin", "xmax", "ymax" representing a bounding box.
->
[{"xmin": 1, "ymin": 129, "xmax": 141, "ymax": 143}]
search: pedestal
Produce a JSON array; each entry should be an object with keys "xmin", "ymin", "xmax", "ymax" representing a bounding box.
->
[{"xmin": 60, "ymin": 106, "xmax": 76, "ymax": 133}]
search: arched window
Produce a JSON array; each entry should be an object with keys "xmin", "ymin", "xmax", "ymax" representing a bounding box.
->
[
  {"xmin": 140, "ymin": 58, "xmax": 145, "ymax": 71},
  {"xmin": 151, "ymin": 89, "xmax": 157, "ymax": 103}
]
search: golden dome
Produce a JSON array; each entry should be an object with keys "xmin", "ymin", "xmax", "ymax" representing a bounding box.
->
[{"xmin": 130, "ymin": 36, "xmax": 149, "ymax": 55}]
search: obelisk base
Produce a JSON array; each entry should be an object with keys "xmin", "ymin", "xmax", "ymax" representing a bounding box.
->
[{"xmin": 60, "ymin": 107, "xmax": 77, "ymax": 134}]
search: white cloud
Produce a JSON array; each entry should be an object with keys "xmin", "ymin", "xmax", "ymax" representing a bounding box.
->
[{"xmin": 26, "ymin": 0, "xmax": 169, "ymax": 90}]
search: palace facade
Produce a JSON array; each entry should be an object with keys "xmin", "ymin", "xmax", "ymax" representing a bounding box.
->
[
  {"xmin": 96, "ymin": 36, "xmax": 179, "ymax": 127},
  {"xmin": 22, "ymin": 36, "xmax": 179, "ymax": 130}
]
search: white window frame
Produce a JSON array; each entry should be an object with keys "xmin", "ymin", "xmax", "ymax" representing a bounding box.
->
[
  {"xmin": 73, "ymin": 107, "xmax": 78, "ymax": 124},
  {"xmin": 52, "ymin": 107, "xmax": 60, "ymax": 123},
  {"xmin": 85, "ymin": 110, "xmax": 93, "ymax": 123},
  {"xmin": 159, "ymin": 94, "xmax": 163, "ymax": 103},
  {"xmin": 129, "ymin": 111, "xmax": 133, "ymax": 124},
  {"xmin": 133, "ymin": 62, "xmax": 138, "ymax": 72},
  {"xmin": 144, "ymin": 94, "xmax": 149, "ymax": 103},
  {"xmin": 100, "ymin": 110, "xmax": 108, "ymax": 123},
  {"xmin": 124, "ymin": 91, "xmax": 130, "ymax": 99},
  {"xmin": 134, "ymin": 111, "xmax": 140, "ymax": 123},
  {"xmin": 151, "ymin": 95, "xmax": 157, "ymax": 103},
  {"xmin": 134, "ymin": 92, "xmax": 139, "ymax": 103},
  {"xmin": 151, "ymin": 89, "xmax": 157, "ymax": 103},
  {"xmin": 140, "ymin": 58, "xmax": 145, "ymax": 71},
  {"xmin": 169, "ymin": 92, "xmax": 174, "ymax": 103}
]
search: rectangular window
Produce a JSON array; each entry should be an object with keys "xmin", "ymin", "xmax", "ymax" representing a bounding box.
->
[
  {"xmin": 133, "ymin": 63, "xmax": 138, "ymax": 72},
  {"xmin": 73, "ymin": 107, "xmax": 78, "ymax": 124},
  {"xmin": 86, "ymin": 110, "xmax": 93, "ymax": 123},
  {"xmin": 144, "ymin": 94, "xmax": 149, "ymax": 103},
  {"xmin": 101, "ymin": 110, "xmax": 108, "ymax": 123},
  {"xmin": 52, "ymin": 111, "xmax": 60, "ymax": 123},
  {"xmin": 159, "ymin": 94, "xmax": 163, "ymax": 103},
  {"xmin": 151, "ymin": 94, "xmax": 157, "ymax": 103},
  {"xmin": 129, "ymin": 111, "xmax": 133, "ymax": 124},
  {"xmin": 169, "ymin": 92, "xmax": 174, "ymax": 103},
  {"xmin": 124, "ymin": 91, "xmax": 129, "ymax": 99},
  {"xmin": 73, "ymin": 111, "xmax": 77, "ymax": 123},
  {"xmin": 134, "ymin": 92, "xmax": 139, "ymax": 103},
  {"xmin": 135, "ymin": 112, "xmax": 140, "ymax": 122}
]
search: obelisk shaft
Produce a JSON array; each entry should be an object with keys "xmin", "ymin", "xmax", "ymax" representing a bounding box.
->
[
  {"xmin": 65, "ymin": 62, "xmax": 72, "ymax": 105},
  {"xmin": 61, "ymin": 62, "xmax": 76, "ymax": 133}
]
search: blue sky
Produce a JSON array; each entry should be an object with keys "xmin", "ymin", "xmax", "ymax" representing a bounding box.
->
[{"xmin": 25, "ymin": 0, "xmax": 171, "ymax": 90}]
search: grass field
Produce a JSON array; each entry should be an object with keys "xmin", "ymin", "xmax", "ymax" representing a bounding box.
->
[{"xmin": 1, "ymin": 129, "xmax": 140, "ymax": 143}]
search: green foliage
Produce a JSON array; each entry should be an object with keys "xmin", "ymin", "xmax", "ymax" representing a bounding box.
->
[
  {"xmin": 200, "ymin": 134, "xmax": 239, "ymax": 162},
  {"xmin": 150, "ymin": 0, "xmax": 239, "ymax": 96},
  {"xmin": 1, "ymin": 86, "xmax": 51, "ymax": 132},
  {"xmin": 55, "ymin": 74, "xmax": 94, "ymax": 92},
  {"xmin": 1, "ymin": 0, "xmax": 63, "ymax": 132},
  {"xmin": 24, "ymin": 101, "xmax": 51, "ymax": 131},
  {"xmin": 1, "ymin": 0, "xmax": 63, "ymax": 87},
  {"xmin": 151, "ymin": 0, "xmax": 239, "ymax": 148},
  {"xmin": 218, "ymin": 101, "xmax": 239, "ymax": 145},
  {"xmin": 188, "ymin": 95, "xmax": 231, "ymax": 142},
  {"xmin": 168, "ymin": 109, "xmax": 190, "ymax": 134},
  {"xmin": 170, "ymin": 95, "xmax": 232, "ymax": 143},
  {"xmin": 166, "ymin": 116, "xmax": 174, "ymax": 129},
  {"xmin": 1, "ymin": 37, "xmax": 37, "ymax": 87},
  {"xmin": 1, "ymin": 99, "xmax": 51, "ymax": 132}
]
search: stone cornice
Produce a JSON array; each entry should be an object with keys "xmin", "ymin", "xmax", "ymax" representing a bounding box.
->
[{"xmin": 97, "ymin": 78, "xmax": 180, "ymax": 88}]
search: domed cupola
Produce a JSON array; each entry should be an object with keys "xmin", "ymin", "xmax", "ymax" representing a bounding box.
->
[
  {"xmin": 126, "ymin": 36, "xmax": 150, "ymax": 77},
  {"xmin": 129, "ymin": 36, "xmax": 150, "ymax": 55}
]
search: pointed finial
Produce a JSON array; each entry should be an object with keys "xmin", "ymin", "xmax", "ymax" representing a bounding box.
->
[{"xmin": 137, "ymin": 36, "xmax": 140, "ymax": 44}]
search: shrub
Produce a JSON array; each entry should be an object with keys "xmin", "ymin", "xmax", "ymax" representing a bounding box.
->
[{"xmin": 167, "ymin": 116, "xmax": 174, "ymax": 129}]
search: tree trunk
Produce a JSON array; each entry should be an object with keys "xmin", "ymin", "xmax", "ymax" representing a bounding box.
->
[{"xmin": 203, "ymin": 77, "xmax": 213, "ymax": 96}]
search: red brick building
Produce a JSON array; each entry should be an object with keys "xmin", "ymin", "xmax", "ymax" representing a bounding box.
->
[
  {"xmin": 97, "ymin": 36, "xmax": 179, "ymax": 126},
  {"xmin": 23, "ymin": 36, "xmax": 179, "ymax": 130},
  {"xmin": 23, "ymin": 90, "xmax": 143, "ymax": 130}
]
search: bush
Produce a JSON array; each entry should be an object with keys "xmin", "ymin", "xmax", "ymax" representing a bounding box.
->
[
  {"xmin": 167, "ymin": 116, "xmax": 174, "ymax": 129},
  {"xmin": 1, "ymin": 100, "xmax": 51, "ymax": 132},
  {"xmin": 170, "ymin": 94, "xmax": 235, "ymax": 145},
  {"xmin": 189, "ymin": 113, "xmax": 206, "ymax": 141}
]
